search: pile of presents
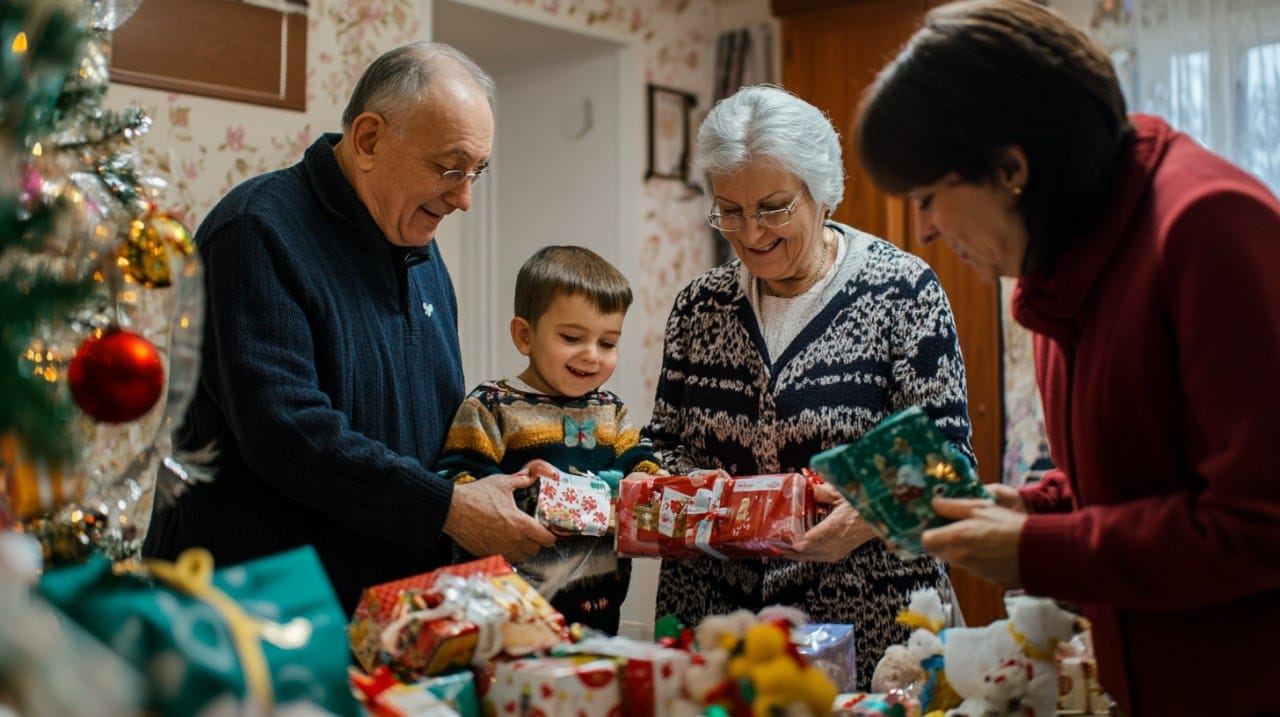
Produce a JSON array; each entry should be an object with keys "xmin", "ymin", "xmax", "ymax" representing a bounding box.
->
[{"xmin": 4, "ymin": 407, "xmax": 1112, "ymax": 715}]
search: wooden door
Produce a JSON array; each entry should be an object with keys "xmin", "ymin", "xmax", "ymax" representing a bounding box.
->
[{"xmin": 775, "ymin": 0, "xmax": 1008, "ymax": 628}]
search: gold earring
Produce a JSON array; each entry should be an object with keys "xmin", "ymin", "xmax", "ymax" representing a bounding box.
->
[{"xmin": 1012, "ymin": 185, "xmax": 1024, "ymax": 197}]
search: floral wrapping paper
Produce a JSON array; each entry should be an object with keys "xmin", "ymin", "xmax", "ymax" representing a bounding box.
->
[
  {"xmin": 615, "ymin": 472, "xmax": 815, "ymax": 559},
  {"xmin": 349, "ymin": 557, "xmax": 568, "ymax": 681},
  {"xmin": 809, "ymin": 406, "xmax": 990, "ymax": 559},
  {"xmin": 535, "ymin": 470, "xmax": 615, "ymax": 537}
]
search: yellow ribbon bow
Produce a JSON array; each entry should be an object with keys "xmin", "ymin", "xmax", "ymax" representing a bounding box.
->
[{"xmin": 137, "ymin": 548, "xmax": 312, "ymax": 712}]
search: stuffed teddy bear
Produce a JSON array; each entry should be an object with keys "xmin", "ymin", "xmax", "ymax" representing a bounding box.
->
[
  {"xmin": 942, "ymin": 595, "xmax": 1081, "ymax": 717},
  {"xmin": 871, "ymin": 644, "xmax": 925, "ymax": 694},
  {"xmin": 871, "ymin": 589, "xmax": 961, "ymax": 714},
  {"xmin": 727, "ymin": 621, "xmax": 838, "ymax": 717}
]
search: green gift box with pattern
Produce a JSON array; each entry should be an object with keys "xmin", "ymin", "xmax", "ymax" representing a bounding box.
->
[
  {"xmin": 39, "ymin": 545, "xmax": 358, "ymax": 716},
  {"xmin": 809, "ymin": 406, "xmax": 989, "ymax": 559}
]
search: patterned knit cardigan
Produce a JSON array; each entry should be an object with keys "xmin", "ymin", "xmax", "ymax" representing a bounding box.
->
[{"xmin": 643, "ymin": 226, "xmax": 975, "ymax": 690}]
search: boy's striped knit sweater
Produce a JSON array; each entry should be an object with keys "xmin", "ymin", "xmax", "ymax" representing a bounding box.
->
[
  {"xmin": 435, "ymin": 378, "xmax": 660, "ymax": 633},
  {"xmin": 436, "ymin": 378, "xmax": 660, "ymax": 499}
]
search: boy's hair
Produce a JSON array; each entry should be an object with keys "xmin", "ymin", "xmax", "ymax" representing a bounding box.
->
[{"xmin": 513, "ymin": 246, "xmax": 633, "ymax": 324}]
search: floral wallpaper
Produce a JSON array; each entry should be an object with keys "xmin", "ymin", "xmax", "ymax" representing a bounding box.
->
[{"xmin": 105, "ymin": 0, "xmax": 770, "ymax": 420}]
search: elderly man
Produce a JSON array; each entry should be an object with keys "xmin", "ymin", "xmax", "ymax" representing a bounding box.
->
[{"xmin": 144, "ymin": 42, "xmax": 555, "ymax": 612}]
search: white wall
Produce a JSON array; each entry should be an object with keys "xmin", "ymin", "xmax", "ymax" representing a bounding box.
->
[
  {"xmin": 1050, "ymin": 0, "xmax": 1095, "ymax": 29},
  {"xmin": 488, "ymin": 52, "xmax": 626, "ymax": 379}
]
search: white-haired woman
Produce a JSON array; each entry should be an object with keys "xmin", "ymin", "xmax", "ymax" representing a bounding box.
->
[{"xmin": 642, "ymin": 84, "xmax": 975, "ymax": 689}]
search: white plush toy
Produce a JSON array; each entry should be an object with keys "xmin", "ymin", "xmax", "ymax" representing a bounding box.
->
[{"xmin": 943, "ymin": 595, "xmax": 1081, "ymax": 717}]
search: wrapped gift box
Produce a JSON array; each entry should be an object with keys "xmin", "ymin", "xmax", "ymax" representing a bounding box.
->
[
  {"xmin": 360, "ymin": 686, "xmax": 459, "ymax": 717},
  {"xmin": 809, "ymin": 406, "xmax": 990, "ymax": 559},
  {"xmin": 556, "ymin": 636, "xmax": 692, "ymax": 717},
  {"xmin": 485, "ymin": 657, "xmax": 621, "ymax": 717},
  {"xmin": 352, "ymin": 667, "xmax": 476, "ymax": 717},
  {"xmin": 39, "ymin": 546, "xmax": 357, "ymax": 716},
  {"xmin": 419, "ymin": 670, "xmax": 480, "ymax": 717},
  {"xmin": 833, "ymin": 691, "xmax": 921, "ymax": 716},
  {"xmin": 349, "ymin": 556, "xmax": 569, "ymax": 681},
  {"xmin": 535, "ymin": 469, "xmax": 614, "ymax": 537},
  {"xmin": 616, "ymin": 473, "xmax": 815, "ymax": 559}
]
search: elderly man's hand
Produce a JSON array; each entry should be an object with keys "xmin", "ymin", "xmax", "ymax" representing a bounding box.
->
[
  {"xmin": 777, "ymin": 478, "xmax": 879, "ymax": 562},
  {"xmin": 442, "ymin": 460, "xmax": 557, "ymax": 564}
]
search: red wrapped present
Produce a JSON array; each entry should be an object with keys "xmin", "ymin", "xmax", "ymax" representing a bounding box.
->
[
  {"xmin": 558, "ymin": 636, "xmax": 692, "ymax": 717},
  {"xmin": 616, "ymin": 473, "xmax": 816, "ymax": 559},
  {"xmin": 348, "ymin": 557, "xmax": 569, "ymax": 680},
  {"xmin": 485, "ymin": 657, "xmax": 621, "ymax": 717}
]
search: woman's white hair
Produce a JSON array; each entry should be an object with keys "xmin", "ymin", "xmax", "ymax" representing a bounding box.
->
[{"xmin": 694, "ymin": 84, "xmax": 845, "ymax": 214}]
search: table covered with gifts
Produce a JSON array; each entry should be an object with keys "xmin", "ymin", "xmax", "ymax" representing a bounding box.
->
[
  {"xmin": 4, "ymin": 359, "xmax": 1115, "ymax": 717},
  {"xmin": 5, "ymin": 521, "xmax": 1115, "ymax": 717}
]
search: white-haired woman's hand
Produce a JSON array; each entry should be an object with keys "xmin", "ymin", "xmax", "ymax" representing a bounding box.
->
[{"xmin": 777, "ymin": 478, "xmax": 879, "ymax": 562}]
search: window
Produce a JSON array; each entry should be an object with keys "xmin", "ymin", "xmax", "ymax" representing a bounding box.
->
[
  {"xmin": 1093, "ymin": 0, "xmax": 1280, "ymax": 193},
  {"xmin": 1238, "ymin": 40, "xmax": 1280, "ymax": 188}
]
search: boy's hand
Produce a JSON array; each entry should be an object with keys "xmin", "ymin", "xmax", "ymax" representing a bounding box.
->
[{"xmin": 443, "ymin": 464, "xmax": 556, "ymax": 564}]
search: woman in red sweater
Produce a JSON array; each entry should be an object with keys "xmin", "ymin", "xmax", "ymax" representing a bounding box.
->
[{"xmin": 856, "ymin": 1, "xmax": 1280, "ymax": 714}]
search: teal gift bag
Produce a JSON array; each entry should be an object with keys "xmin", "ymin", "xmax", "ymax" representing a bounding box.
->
[
  {"xmin": 809, "ymin": 406, "xmax": 990, "ymax": 559},
  {"xmin": 39, "ymin": 545, "xmax": 358, "ymax": 716}
]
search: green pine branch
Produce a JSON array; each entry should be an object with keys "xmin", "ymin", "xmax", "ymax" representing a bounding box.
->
[{"xmin": 1, "ymin": 0, "xmax": 94, "ymax": 464}]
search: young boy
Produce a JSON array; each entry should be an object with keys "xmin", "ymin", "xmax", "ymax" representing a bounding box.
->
[{"xmin": 436, "ymin": 245, "xmax": 660, "ymax": 633}]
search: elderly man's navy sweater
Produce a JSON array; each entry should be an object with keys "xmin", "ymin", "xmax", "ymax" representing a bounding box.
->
[{"xmin": 144, "ymin": 134, "xmax": 464, "ymax": 613}]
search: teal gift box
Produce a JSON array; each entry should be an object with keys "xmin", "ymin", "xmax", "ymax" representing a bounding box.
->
[
  {"xmin": 809, "ymin": 406, "xmax": 989, "ymax": 559},
  {"xmin": 422, "ymin": 670, "xmax": 477, "ymax": 717},
  {"xmin": 39, "ymin": 545, "xmax": 358, "ymax": 716}
]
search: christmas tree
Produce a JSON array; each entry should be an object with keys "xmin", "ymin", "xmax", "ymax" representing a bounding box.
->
[{"xmin": 1, "ymin": 0, "xmax": 204, "ymax": 563}]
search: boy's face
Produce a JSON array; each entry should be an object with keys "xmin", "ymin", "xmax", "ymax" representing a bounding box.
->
[{"xmin": 511, "ymin": 292, "xmax": 624, "ymax": 398}]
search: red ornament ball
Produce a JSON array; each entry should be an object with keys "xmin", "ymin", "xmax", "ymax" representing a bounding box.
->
[{"xmin": 68, "ymin": 328, "xmax": 165, "ymax": 423}]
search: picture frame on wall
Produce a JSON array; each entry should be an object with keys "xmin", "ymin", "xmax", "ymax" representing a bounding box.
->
[{"xmin": 646, "ymin": 84, "xmax": 697, "ymax": 183}]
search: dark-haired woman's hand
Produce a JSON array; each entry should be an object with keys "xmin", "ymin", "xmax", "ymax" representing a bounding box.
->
[
  {"xmin": 985, "ymin": 482, "xmax": 1028, "ymax": 513},
  {"xmin": 921, "ymin": 497, "xmax": 1027, "ymax": 589}
]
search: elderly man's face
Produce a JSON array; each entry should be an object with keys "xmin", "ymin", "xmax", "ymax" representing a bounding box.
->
[{"xmin": 361, "ymin": 77, "xmax": 494, "ymax": 247}]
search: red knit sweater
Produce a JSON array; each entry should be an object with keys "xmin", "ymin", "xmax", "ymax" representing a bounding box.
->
[{"xmin": 1013, "ymin": 115, "xmax": 1280, "ymax": 715}]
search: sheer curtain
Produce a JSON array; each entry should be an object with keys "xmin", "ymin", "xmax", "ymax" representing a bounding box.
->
[
  {"xmin": 1093, "ymin": 0, "xmax": 1280, "ymax": 192},
  {"xmin": 1002, "ymin": 0, "xmax": 1280, "ymax": 486}
]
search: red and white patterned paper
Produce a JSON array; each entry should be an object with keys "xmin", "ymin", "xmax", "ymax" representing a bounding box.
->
[
  {"xmin": 535, "ymin": 470, "xmax": 614, "ymax": 536},
  {"xmin": 486, "ymin": 657, "xmax": 622, "ymax": 717}
]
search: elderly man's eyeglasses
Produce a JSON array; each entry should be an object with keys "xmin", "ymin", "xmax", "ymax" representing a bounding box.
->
[
  {"xmin": 706, "ymin": 193, "xmax": 803, "ymax": 232},
  {"xmin": 436, "ymin": 166, "xmax": 486, "ymax": 191}
]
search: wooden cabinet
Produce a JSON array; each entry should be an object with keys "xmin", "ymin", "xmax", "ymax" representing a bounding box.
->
[{"xmin": 774, "ymin": 0, "xmax": 1008, "ymax": 627}]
